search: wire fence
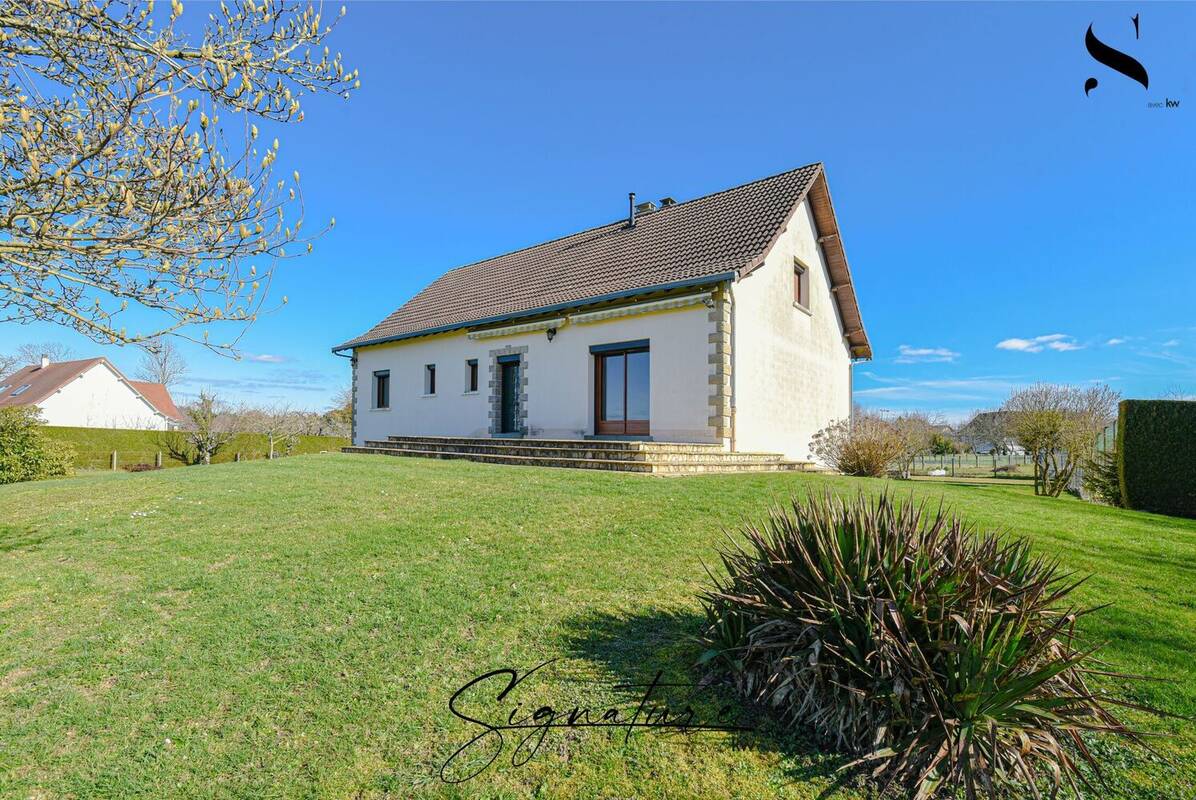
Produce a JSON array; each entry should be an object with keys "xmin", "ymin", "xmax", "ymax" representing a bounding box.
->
[{"xmin": 909, "ymin": 452, "xmax": 1033, "ymax": 479}]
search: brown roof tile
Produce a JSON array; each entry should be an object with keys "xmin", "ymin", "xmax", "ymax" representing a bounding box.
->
[
  {"xmin": 129, "ymin": 380, "xmax": 183, "ymax": 421},
  {"xmin": 0, "ymin": 358, "xmax": 105, "ymax": 409},
  {"xmin": 337, "ymin": 162, "xmax": 871, "ymax": 358}
]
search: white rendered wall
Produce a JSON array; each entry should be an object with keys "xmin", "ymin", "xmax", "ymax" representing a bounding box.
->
[
  {"xmin": 352, "ymin": 304, "xmax": 715, "ymax": 446},
  {"xmin": 36, "ymin": 363, "xmax": 168, "ymax": 430},
  {"xmin": 731, "ymin": 199, "xmax": 853, "ymax": 462}
]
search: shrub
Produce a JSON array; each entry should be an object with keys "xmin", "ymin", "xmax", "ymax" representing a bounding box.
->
[
  {"xmin": 699, "ymin": 491, "xmax": 1148, "ymax": 799},
  {"xmin": 0, "ymin": 407, "xmax": 75, "ymax": 484},
  {"xmin": 1082, "ymin": 449, "xmax": 1122, "ymax": 507},
  {"xmin": 810, "ymin": 415, "xmax": 906, "ymax": 477},
  {"xmin": 1117, "ymin": 400, "xmax": 1196, "ymax": 517}
]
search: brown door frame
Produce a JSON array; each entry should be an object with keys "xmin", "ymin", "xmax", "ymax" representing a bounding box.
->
[{"xmin": 593, "ymin": 344, "xmax": 649, "ymax": 436}]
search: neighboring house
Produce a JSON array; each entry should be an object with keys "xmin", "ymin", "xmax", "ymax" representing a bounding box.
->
[
  {"xmin": 333, "ymin": 163, "xmax": 871, "ymax": 462},
  {"xmin": 0, "ymin": 356, "xmax": 182, "ymax": 430},
  {"xmin": 957, "ymin": 411, "xmax": 1026, "ymax": 455}
]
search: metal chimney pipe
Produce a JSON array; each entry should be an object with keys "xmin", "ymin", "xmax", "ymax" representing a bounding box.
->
[
  {"xmin": 40, "ymin": 354, "xmax": 49, "ymax": 369},
  {"xmin": 628, "ymin": 192, "xmax": 636, "ymax": 228}
]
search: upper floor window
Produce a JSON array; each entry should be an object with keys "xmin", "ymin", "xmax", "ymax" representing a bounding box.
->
[
  {"xmin": 373, "ymin": 370, "xmax": 390, "ymax": 409},
  {"xmin": 425, "ymin": 364, "xmax": 437, "ymax": 395},
  {"xmin": 793, "ymin": 259, "xmax": 810, "ymax": 310},
  {"xmin": 466, "ymin": 359, "xmax": 479, "ymax": 393}
]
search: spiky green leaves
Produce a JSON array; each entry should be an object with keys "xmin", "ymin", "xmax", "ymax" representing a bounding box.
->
[{"xmin": 699, "ymin": 491, "xmax": 1153, "ymax": 799}]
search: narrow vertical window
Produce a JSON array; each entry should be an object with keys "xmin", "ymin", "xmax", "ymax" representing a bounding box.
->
[
  {"xmin": 793, "ymin": 260, "xmax": 809, "ymax": 309},
  {"xmin": 373, "ymin": 370, "xmax": 390, "ymax": 409},
  {"xmin": 425, "ymin": 364, "xmax": 436, "ymax": 395},
  {"xmin": 466, "ymin": 359, "xmax": 478, "ymax": 393}
]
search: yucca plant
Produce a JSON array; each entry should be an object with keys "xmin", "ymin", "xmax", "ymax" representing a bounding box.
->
[{"xmin": 699, "ymin": 491, "xmax": 1154, "ymax": 799}]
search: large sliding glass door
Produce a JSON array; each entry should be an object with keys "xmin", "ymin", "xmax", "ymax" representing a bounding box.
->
[{"xmin": 594, "ymin": 343, "xmax": 649, "ymax": 435}]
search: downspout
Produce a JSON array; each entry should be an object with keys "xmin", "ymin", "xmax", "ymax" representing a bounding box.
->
[{"xmin": 333, "ymin": 348, "xmax": 356, "ymax": 444}]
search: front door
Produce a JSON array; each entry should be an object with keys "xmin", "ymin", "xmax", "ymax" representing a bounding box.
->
[
  {"xmin": 595, "ymin": 346, "xmax": 649, "ymax": 435},
  {"xmin": 499, "ymin": 360, "xmax": 520, "ymax": 433}
]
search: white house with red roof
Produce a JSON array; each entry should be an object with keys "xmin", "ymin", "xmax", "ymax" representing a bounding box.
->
[{"xmin": 0, "ymin": 356, "xmax": 182, "ymax": 430}]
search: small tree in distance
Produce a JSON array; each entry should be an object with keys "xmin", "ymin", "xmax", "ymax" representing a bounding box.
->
[
  {"xmin": 1002, "ymin": 383, "xmax": 1119, "ymax": 496},
  {"xmin": 244, "ymin": 404, "xmax": 305, "ymax": 459},
  {"xmin": 136, "ymin": 339, "xmax": 188, "ymax": 388},
  {"xmin": 163, "ymin": 391, "xmax": 240, "ymax": 465}
]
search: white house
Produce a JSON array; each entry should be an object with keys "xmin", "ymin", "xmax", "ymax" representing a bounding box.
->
[
  {"xmin": 0, "ymin": 356, "xmax": 182, "ymax": 430},
  {"xmin": 333, "ymin": 163, "xmax": 871, "ymax": 463}
]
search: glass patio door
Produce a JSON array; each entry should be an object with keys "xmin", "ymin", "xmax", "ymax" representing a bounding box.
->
[{"xmin": 595, "ymin": 346, "xmax": 649, "ymax": 435}]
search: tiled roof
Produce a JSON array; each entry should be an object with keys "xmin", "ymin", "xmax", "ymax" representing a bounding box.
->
[
  {"xmin": 130, "ymin": 380, "xmax": 183, "ymax": 421},
  {"xmin": 0, "ymin": 358, "xmax": 182, "ymax": 420},
  {"xmin": 337, "ymin": 162, "xmax": 871, "ymax": 357},
  {"xmin": 0, "ymin": 358, "xmax": 105, "ymax": 409}
]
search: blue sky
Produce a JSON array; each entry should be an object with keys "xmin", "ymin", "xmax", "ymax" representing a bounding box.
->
[{"xmin": 3, "ymin": 2, "xmax": 1193, "ymax": 419}]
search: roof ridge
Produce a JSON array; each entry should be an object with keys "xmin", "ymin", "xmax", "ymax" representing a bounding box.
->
[{"xmin": 432, "ymin": 161, "xmax": 823, "ymax": 281}]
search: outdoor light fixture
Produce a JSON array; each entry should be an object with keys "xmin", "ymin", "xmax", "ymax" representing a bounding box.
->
[{"xmin": 546, "ymin": 327, "xmax": 557, "ymax": 341}]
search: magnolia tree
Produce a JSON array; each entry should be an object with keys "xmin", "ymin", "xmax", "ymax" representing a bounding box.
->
[
  {"xmin": 1002, "ymin": 383, "xmax": 1119, "ymax": 496},
  {"xmin": 0, "ymin": 0, "xmax": 357, "ymax": 353}
]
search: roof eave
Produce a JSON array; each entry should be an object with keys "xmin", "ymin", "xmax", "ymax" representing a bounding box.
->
[{"xmin": 332, "ymin": 271, "xmax": 738, "ymax": 353}]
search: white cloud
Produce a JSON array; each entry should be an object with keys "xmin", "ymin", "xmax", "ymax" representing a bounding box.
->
[
  {"xmin": 996, "ymin": 333, "xmax": 1082, "ymax": 353},
  {"xmin": 1162, "ymin": 339, "xmax": 1181, "ymax": 348},
  {"xmin": 1106, "ymin": 338, "xmax": 1127, "ymax": 346},
  {"xmin": 895, "ymin": 344, "xmax": 959, "ymax": 364},
  {"xmin": 245, "ymin": 353, "xmax": 288, "ymax": 363}
]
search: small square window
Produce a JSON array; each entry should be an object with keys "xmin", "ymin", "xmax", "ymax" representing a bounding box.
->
[
  {"xmin": 466, "ymin": 359, "xmax": 478, "ymax": 393},
  {"xmin": 425, "ymin": 364, "xmax": 436, "ymax": 395},
  {"xmin": 793, "ymin": 260, "xmax": 810, "ymax": 309},
  {"xmin": 373, "ymin": 370, "xmax": 390, "ymax": 409}
]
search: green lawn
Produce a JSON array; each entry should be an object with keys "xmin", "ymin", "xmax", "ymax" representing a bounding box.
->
[{"xmin": 1, "ymin": 455, "xmax": 1194, "ymax": 798}]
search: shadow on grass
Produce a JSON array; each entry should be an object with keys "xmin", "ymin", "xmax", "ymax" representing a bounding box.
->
[
  {"xmin": 0, "ymin": 525, "xmax": 54, "ymax": 553},
  {"xmin": 559, "ymin": 607, "xmax": 860, "ymax": 799}
]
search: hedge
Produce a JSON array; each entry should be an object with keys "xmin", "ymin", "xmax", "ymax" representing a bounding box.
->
[
  {"xmin": 41, "ymin": 426, "xmax": 349, "ymax": 471},
  {"xmin": 1116, "ymin": 400, "xmax": 1196, "ymax": 518}
]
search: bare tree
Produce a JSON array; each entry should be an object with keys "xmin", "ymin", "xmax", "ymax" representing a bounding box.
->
[
  {"xmin": 136, "ymin": 338, "xmax": 187, "ymax": 388},
  {"xmin": 891, "ymin": 412, "xmax": 936, "ymax": 479},
  {"xmin": 244, "ymin": 403, "xmax": 304, "ymax": 459},
  {"xmin": 162, "ymin": 390, "xmax": 240, "ymax": 465},
  {"xmin": 0, "ymin": 352, "xmax": 17, "ymax": 377},
  {"xmin": 14, "ymin": 341, "xmax": 74, "ymax": 365},
  {"xmin": 0, "ymin": 1, "xmax": 358, "ymax": 353},
  {"xmin": 1002, "ymin": 384, "xmax": 1120, "ymax": 496}
]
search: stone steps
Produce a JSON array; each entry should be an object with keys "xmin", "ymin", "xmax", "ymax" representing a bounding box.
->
[
  {"xmin": 361, "ymin": 439, "xmax": 786, "ymax": 465},
  {"xmin": 343, "ymin": 436, "xmax": 813, "ymax": 475}
]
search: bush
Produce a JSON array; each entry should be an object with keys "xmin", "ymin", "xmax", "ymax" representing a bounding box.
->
[
  {"xmin": 810, "ymin": 415, "xmax": 905, "ymax": 477},
  {"xmin": 0, "ymin": 407, "xmax": 75, "ymax": 484},
  {"xmin": 1117, "ymin": 400, "xmax": 1196, "ymax": 517},
  {"xmin": 699, "ymin": 491, "xmax": 1148, "ymax": 798},
  {"xmin": 1082, "ymin": 449, "xmax": 1122, "ymax": 507}
]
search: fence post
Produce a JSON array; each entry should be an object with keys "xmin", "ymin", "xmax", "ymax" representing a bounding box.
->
[
  {"xmin": 235, "ymin": 452, "xmax": 241, "ymax": 462},
  {"xmin": 155, "ymin": 451, "xmax": 163, "ymax": 469},
  {"xmin": 110, "ymin": 450, "xmax": 117, "ymax": 471}
]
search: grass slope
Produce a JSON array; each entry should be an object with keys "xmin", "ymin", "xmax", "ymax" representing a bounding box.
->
[
  {"xmin": 41, "ymin": 425, "xmax": 349, "ymax": 470},
  {"xmin": 1, "ymin": 455, "xmax": 1194, "ymax": 798}
]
